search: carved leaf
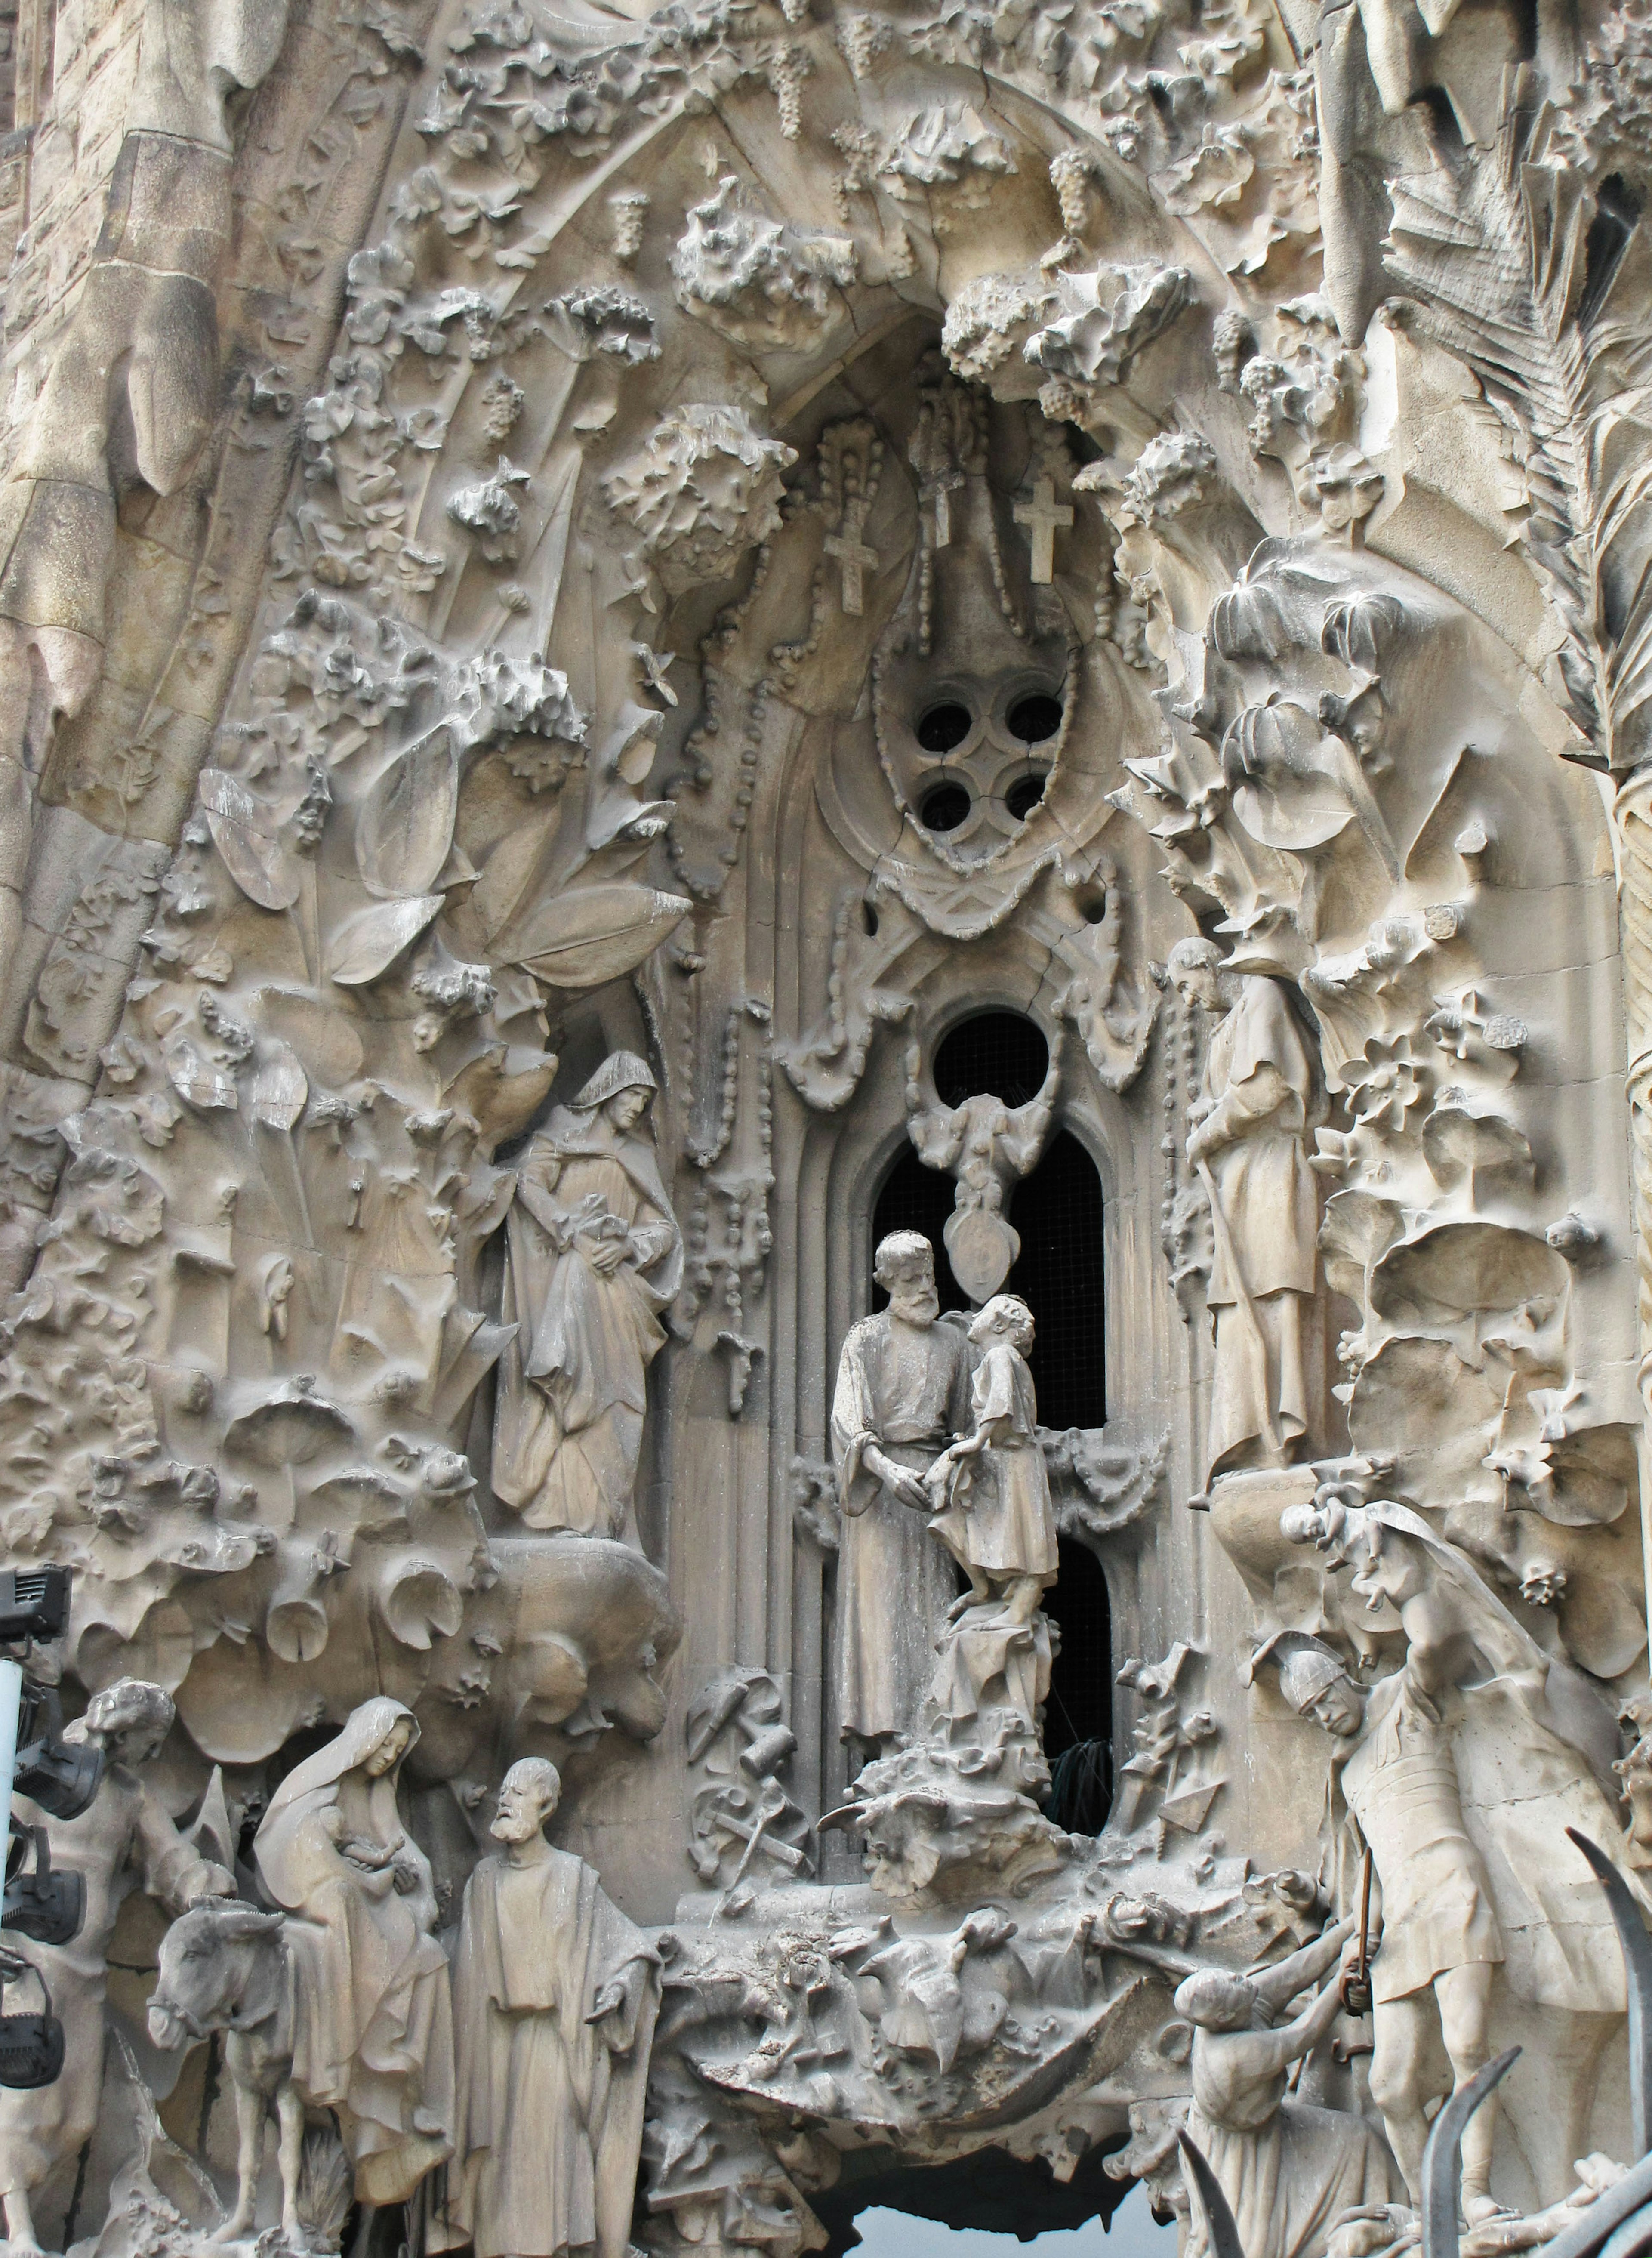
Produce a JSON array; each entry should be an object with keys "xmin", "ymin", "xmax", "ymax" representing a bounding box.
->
[
  {"xmin": 356, "ymin": 729, "xmax": 460, "ymax": 899},
  {"xmin": 197, "ymin": 769, "xmax": 303, "ymax": 911},
  {"xmin": 330, "ymin": 895, "xmax": 445, "ymax": 986},
  {"xmin": 502, "ymin": 882, "xmax": 691, "ymax": 988},
  {"xmin": 163, "ymin": 1034, "xmax": 239, "ymax": 1111},
  {"xmin": 1388, "ymin": 70, "xmax": 1652, "ymax": 768},
  {"xmin": 250, "ymin": 990, "xmax": 366, "ymax": 1086},
  {"xmin": 250, "ymin": 1042, "xmax": 309, "ymax": 1131}
]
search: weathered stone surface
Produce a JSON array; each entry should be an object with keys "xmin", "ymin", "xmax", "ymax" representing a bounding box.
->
[{"xmin": 0, "ymin": 0, "xmax": 1648, "ymax": 2247}]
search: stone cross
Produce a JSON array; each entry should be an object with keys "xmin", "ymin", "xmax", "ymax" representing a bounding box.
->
[
  {"xmin": 1013, "ymin": 477, "xmax": 1074, "ymax": 583},
  {"xmin": 824, "ymin": 523, "xmax": 879, "ymax": 616},
  {"xmin": 922, "ymin": 468, "xmax": 963, "ymax": 548}
]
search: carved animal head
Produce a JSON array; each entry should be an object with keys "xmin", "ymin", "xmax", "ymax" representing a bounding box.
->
[{"xmin": 148, "ymin": 1901, "xmax": 284, "ymax": 2050}]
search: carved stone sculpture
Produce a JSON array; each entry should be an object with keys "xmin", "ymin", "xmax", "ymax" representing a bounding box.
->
[
  {"xmin": 1277, "ymin": 1639, "xmax": 1506, "ymax": 2222},
  {"xmin": 1175, "ymin": 1919, "xmax": 1400, "ymax": 2258},
  {"xmin": 442, "ymin": 1760, "xmax": 660, "ymax": 2258},
  {"xmin": 830, "ymin": 1231, "xmax": 972, "ymax": 1755},
  {"xmin": 1168, "ymin": 941, "xmax": 1324, "ymax": 1480},
  {"xmin": 0, "ymin": 1681, "xmax": 233, "ymax": 2255},
  {"xmin": 149, "ymin": 1900, "xmax": 311, "ymax": 2245},
  {"xmin": 905, "ymin": 1040, "xmax": 1063, "ymax": 1303},
  {"xmin": 253, "ymin": 1700, "xmax": 453, "ymax": 2206},
  {"xmin": 5, "ymin": 0, "xmax": 1652, "ymax": 2235},
  {"xmin": 925, "ymin": 1294, "xmax": 1059, "ymax": 1621},
  {"xmin": 493, "ymin": 1054, "xmax": 683, "ymax": 1542}
]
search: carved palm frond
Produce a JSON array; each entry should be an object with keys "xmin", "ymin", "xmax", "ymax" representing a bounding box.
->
[{"xmin": 1387, "ymin": 65, "xmax": 1652, "ymax": 768}]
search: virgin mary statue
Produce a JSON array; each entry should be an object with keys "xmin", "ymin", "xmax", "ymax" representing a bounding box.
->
[
  {"xmin": 254, "ymin": 1699, "xmax": 455, "ymax": 2203},
  {"xmin": 493, "ymin": 1052, "xmax": 683, "ymax": 1539}
]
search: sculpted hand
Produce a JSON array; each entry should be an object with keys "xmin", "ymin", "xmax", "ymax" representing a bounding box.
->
[
  {"xmin": 864, "ymin": 1446, "xmax": 930, "ymax": 1512},
  {"xmin": 390, "ymin": 1854, "xmax": 422, "ymax": 1895},
  {"xmin": 923, "ymin": 1452, "xmax": 957, "ymax": 1505},
  {"xmin": 587, "ymin": 1964, "xmax": 647, "ymax": 2053}
]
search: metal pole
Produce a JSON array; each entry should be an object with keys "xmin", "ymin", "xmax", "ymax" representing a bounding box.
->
[{"xmin": 0, "ymin": 1657, "xmax": 22, "ymax": 1883}]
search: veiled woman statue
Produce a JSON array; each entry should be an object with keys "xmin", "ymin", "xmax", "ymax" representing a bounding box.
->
[
  {"xmin": 253, "ymin": 1699, "xmax": 455, "ymax": 2205},
  {"xmin": 493, "ymin": 1052, "xmax": 683, "ymax": 1539}
]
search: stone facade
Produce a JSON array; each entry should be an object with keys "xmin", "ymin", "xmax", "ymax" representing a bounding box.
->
[{"xmin": 0, "ymin": 0, "xmax": 1645, "ymax": 2249}]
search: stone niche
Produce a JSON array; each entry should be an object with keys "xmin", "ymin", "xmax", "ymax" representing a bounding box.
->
[{"xmin": 0, "ymin": 0, "xmax": 1647, "ymax": 2252}]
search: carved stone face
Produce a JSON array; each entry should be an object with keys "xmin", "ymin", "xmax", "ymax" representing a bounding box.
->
[
  {"xmin": 1169, "ymin": 957, "xmax": 1223, "ymax": 1015},
  {"xmin": 492, "ymin": 1767, "xmax": 558, "ymax": 1842},
  {"xmin": 363, "ymin": 1718, "xmax": 413, "ymax": 1777},
  {"xmin": 1307, "ymin": 1679, "xmax": 1365, "ymax": 1739},
  {"xmin": 884, "ymin": 1260, "xmax": 940, "ymax": 1328},
  {"xmin": 606, "ymin": 1087, "xmax": 652, "ymax": 1133}
]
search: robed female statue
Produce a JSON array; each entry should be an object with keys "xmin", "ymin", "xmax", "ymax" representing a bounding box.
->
[
  {"xmin": 253, "ymin": 1699, "xmax": 455, "ymax": 2205},
  {"xmin": 492, "ymin": 1052, "xmax": 683, "ymax": 1540}
]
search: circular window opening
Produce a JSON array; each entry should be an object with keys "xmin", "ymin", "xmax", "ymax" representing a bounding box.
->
[
  {"xmin": 1005, "ymin": 771, "xmax": 1048, "ymax": 823},
  {"xmin": 934, "ymin": 1010, "xmax": 1050, "ymax": 1106},
  {"xmin": 915, "ymin": 702, "xmax": 973, "ymax": 753},
  {"xmin": 920, "ymin": 781, "xmax": 972, "ymax": 833},
  {"xmin": 1007, "ymin": 692, "xmax": 1063, "ymax": 744}
]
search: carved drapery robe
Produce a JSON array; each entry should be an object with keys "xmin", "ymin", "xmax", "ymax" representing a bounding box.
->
[
  {"xmin": 1327, "ymin": 1658, "xmax": 1645, "ymax": 2014},
  {"xmin": 1186, "ymin": 2065, "xmax": 1397, "ymax": 2258},
  {"xmin": 929, "ymin": 1341, "xmax": 1057, "ymax": 1582},
  {"xmin": 1335, "ymin": 1667, "xmax": 1502, "ymax": 2005},
  {"xmin": 447, "ymin": 1848, "xmax": 660, "ymax": 2258},
  {"xmin": 253, "ymin": 1700, "xmax": 454, "ymax": 2204},
  {"xmin": 493, "ymin": 1108, "xmax": 683, "ymax": 1538},
  {"xmin": 1197, "ymin": 973, "xmax": 1321, "ymax": 1477},
  {"xmin": 832, "ymin": 1311, "xmax": 973, "ymax": 1742}
]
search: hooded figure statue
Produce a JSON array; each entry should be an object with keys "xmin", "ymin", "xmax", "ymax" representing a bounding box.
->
[
  {"xmin": 253, "ymin": 1698, "xmax": 454, "ymax": 2204},
  {"xmin": 492, "ymin": 1052, "xmax": 683, "ymax": 1542}
]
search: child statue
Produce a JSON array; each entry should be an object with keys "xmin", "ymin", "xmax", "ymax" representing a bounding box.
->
[{"xmin": 924, "ymin": 1294, "xmax": 1058, "ymax": 1625}]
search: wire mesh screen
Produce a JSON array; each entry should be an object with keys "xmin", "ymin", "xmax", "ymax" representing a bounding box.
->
[
  {"xmin": 1004, "ymin": 1130, "xmax": 1105, "ymax": 1428},
  {"xmin": 932, "ymin": 1011, "xmax": 1050, "ymax": 1107}
]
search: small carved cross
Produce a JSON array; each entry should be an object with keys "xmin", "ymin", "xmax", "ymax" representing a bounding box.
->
[
  {"xmin": 1013, "ymin": 476, "xmax": 1074, "ymax": 583},
  {"xmin": 922, "ymin": 467, "xmax": 963, "ymax": 548},
  {"xmin": 824, "ymin": 524, "xmax": 879, "ymax": 616}
]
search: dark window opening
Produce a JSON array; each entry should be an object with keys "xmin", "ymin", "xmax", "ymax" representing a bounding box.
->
[
  {"xmin": 1005, "ymin": 771, "xmax": 1048, "ymax": 822},
  {"xmin": 933, "ymin": 1010, "xmax": 1049, "ymax": 1106},
  {"xmin": 1004, "ymin": 1130, "xmax": 1105, "ymax": 1426},
  {"xmin": 872, "ymin": 1127, "xmax": 1104, "ymax": 1428},
  {"xmin": 1042, "ymin": 1537, "xmax": 1112, "ymax": 1835},
  {"xmin": 915, "ymin": 701, "xmax": 972, "ymax": 753},
  {"xmin": 920, "ymin": 781, "xmax": 972, "ymax": 833},
  {"xmin": 1007, "ymin": 692, "xmax": 1063, "ymax": 744}
]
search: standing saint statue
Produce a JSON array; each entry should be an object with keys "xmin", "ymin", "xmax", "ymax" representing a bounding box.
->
[
  {"xmin": 253, "ymin": 1698, "xmax": 454, "ymax": 2207},
  {"xmin": 831, "ymin": 1231, "xmax": 974, "ymax": 1760},
  {"xmin": 1167, "ymin": 939, "xmax": 1322, "ymax": 1481},
  {"xmin": 493, "ymin": 1052, "xmax": 683, "ymax": 1541},
  {"xmin": 444, "ymin": 1759, "xmax": 660, "ymax": 2258}
]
